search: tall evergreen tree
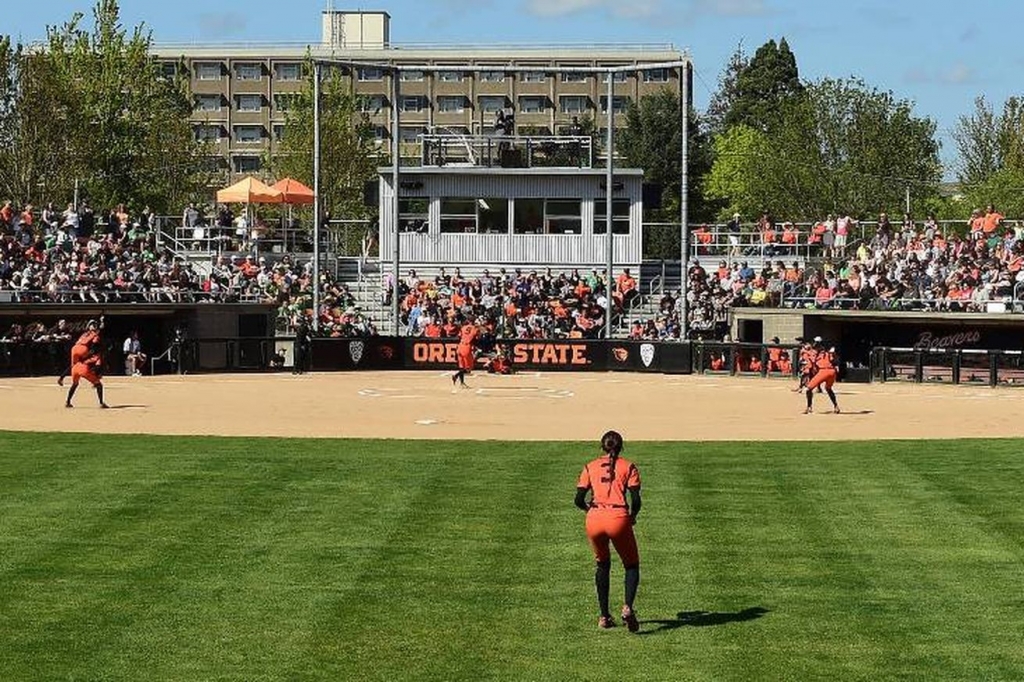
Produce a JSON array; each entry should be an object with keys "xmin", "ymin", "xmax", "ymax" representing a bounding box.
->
[{"xmin": 724, "ymin": 37, "xmax": 805, "ymax": 132}]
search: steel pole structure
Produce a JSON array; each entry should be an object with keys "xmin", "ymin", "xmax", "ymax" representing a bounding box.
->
[
  {"xmin": 312, "ymin": 62, "xmax": 322, "ymax": 332},
  {"xmin": 680, "ymin": 62, "xmax": 691, "ymax": 339},
  {"xmin": 605, "ymin": 71, "xmax": 614, "ymax": 339},
  {"xmin": 390, "ymin": 71, "xmax": 401, "ymax": 333}
]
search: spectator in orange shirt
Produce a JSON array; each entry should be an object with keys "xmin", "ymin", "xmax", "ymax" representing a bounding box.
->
[
  {"xmin": 983, "ymin": 204, "xmax": 1003, "ymax": 235},
  {"xmin": 575, "ymin": 431, "xmax": 642, "ymax": 632}
]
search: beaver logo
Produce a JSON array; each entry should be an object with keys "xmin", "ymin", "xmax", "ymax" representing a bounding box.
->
[{"xmin": 612, "ymin": 347, "xmax": 629, "ymax": 363}]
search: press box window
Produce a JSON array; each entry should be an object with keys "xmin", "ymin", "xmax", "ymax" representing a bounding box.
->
[
  {"xmin": 594, "ymin": 199, "xmax": 631, "ymax": 234},
  {"xmin": 514, "ymin": 199, "xmax": 544, "ymax": 234},
  {"xmin": 478, "ymin": 199, "xmax": 509, "ymax": 234},
  {"xmin": 399, "ymin": 198, "xmax": 429, "ymax": 233},
  {"xmin": 546, "ymin": 199, "xmax": 582, "ymax": 234},
  {"xmin": 440, "ymin": 198, "xmax": 478, "ymax": 233}
]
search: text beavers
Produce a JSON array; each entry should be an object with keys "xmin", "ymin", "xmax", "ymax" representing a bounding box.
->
[{"xmin": 413, "ymin": 342, "xmax": 589, "ymax": 365}]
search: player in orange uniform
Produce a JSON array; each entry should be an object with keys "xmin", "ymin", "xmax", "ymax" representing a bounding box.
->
[
  {"xmin": 804, "ymin": 341, "xmax": 840, "ymax": 414},
  {"xmin": 62, "ymin": 318, "xmax": 109, "ymax": 408},
  {"xmin": 450, "ymin": 317, "xmax": 480, "ymax": 391},
  {"xmin": 575, "ymin": 430, "xmax": 643, "ymax": 632}
]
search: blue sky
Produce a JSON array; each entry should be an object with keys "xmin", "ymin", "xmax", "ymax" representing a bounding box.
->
[{"xmin": 5, "ymin": 0, "xmax": 1018, "ymax": 172}]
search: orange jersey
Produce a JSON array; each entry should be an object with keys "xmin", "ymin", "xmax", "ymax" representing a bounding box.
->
[
  {"xmin": 70, "ymin": 331, "xmax": 99, "ymax": 364},
  {"xmin": 577, "ymin": 455, "xmax": 641, "ymax": 512},
  {"xmin": 458, "ymin": 324, "xmax": 479, "ymax": 349},
  {"xmin": 814, "ymin": 349, "xmax": 836, "ymax": 371}
]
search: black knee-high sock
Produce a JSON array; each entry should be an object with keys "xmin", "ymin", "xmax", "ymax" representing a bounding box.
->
[
  {"xmin": 826, "ymin": 387, "xmax": 838, "ymax": 409},
  {"xmin": 96, "ymin": 384, "xmax": 105, "ymax": 405},
  {"xmin": 458, "ymin": 370, "xmax": 466, "ymax": 386},
  {"xmin": 624, "ymin": 565, "xmax": 640, "ymax": 609},
  {"xmin": 805, "ymin": 390, "xmax": 813, "ymax": 410},
  {"xmin": 66, "ymin": 384, "xmax": 78, "ymax": 405},
  {"xmin": 595, "ymin": 560, "xmax": 611, "ymax": 617}
]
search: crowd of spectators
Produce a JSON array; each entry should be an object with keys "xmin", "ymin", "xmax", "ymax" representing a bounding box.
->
[
  {"xmin": 391, "ymin": 266, "xmax": 642, "ymax": 339},
  {"xmin": 688, "ymin": 207, "xmax": 1024, "ymax": 335}
]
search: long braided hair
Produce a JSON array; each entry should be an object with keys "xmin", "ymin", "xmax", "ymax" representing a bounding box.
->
[{"xmin": 601, "ymin": 430, "xmax": 624, "ymax": 492}]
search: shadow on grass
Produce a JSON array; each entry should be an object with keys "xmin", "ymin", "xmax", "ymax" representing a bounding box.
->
[{"xmin": 638, "ymin": 607, "xmax": 769, "ymax": 635}]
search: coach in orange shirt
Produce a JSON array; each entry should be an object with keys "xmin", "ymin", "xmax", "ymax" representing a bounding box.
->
[{"xmin": 575, "ymin": 430, "xmax": 642, "ymax": 632}]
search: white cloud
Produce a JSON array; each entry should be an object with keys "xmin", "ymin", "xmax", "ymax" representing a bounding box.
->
[
  {"xmin": 903, "ymin": 63, "xmax": 978, "ymax": 86},
  {"xmin": 522, "ymin": 0, "xmax": 768, "ymax": 20},
  {"xmin": 522, "ymin": 0, "xmax": 606, "ymax": 17}
]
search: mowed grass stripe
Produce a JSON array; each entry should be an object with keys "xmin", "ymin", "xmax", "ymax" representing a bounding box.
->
[{"xmin": 1, "ymin": 433, "xmax": 1023, "ymax": 681}]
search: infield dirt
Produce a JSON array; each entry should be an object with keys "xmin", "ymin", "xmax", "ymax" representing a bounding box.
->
[{"xmin": 2, "ymin": 371, "xmax": 1021, "ymax": 441}]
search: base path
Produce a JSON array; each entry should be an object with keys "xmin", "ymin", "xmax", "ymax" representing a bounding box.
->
[{"xmin": 2, "ymin": 371, "xmax": 1021, "ymax": 441}]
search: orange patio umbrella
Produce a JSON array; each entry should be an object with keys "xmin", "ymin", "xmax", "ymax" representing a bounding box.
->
[
  {"xmin": 216, "ymin": 176, "xmax": 283, "ymax": 204},
  {"xmin": 271, "ymin": 177, "xmax": 315, "ymax": 205}
]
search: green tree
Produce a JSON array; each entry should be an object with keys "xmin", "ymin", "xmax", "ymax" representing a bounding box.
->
[
  {"xmin": 724, "ymin": 37, "xmax": 804, "ymax": 132},
  {"xmin": 708, "ymin": 78, "xmax": 940, "ymax": 220},
  {"xmin": 953, "ymin": 95, "xmax": 1024, "ymax": 215},
  {"xmin": 618, "ymin": 88, "xmax": 715, "ymax": 222},
  {"xmin": 36, "ymin": 0, "xmax": 203, "ymax": 212},
  {"xmin": 705, "ymin": 42, "xmax": 748, "ymax": 137},
  {"xmin": 270, "ymin": 61, "xmax": 380, "ymax": 224}
]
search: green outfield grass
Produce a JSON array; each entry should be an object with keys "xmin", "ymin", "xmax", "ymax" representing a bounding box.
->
[{"xmin": 1, "ymin": 433, "xmax": 1023, "ymax": 681}]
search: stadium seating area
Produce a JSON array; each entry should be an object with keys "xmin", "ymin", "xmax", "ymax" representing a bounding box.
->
[{"xmin": 687, "ymin": 211, "xmax": 1024, "ymax": 334}]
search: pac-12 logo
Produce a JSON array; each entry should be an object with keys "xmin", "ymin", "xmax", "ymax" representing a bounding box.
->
[
  {"xmin": 349, "ymin": 340, "xmax": 364, "ymax": 365},
  {"xmin": 640, "ymin": 343, "xmax": 655, "ymax": 368}
]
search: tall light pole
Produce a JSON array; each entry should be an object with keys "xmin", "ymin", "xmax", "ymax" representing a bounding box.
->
[
  {"xmin": 390, "ymin": 69, "xmax": 401, "ymax": 333},
  {"xmin": 680, "ymin": 63, "xmax": 690, "ymax": 339},
  {"xmin": 312, "ymin": 62, "xmax": 322, "ymax": 332},
  {"xmin": 605, "ymin": 70, "xmax": 615, "ymax": 339}
]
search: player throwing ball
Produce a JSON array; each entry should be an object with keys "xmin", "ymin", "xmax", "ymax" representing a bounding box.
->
[
  {"xmin": 450, "ymin": 316, "xmax": 480, "ymax": 392},
  {"xmin": 804, "ymin": 341, "xmax": 840, "ymax": 414},
  {"xmin": 575, "ymin": 430, "xmax": 642, "ymax": 632},
  {"xmin": 62, "ymin": 318, "xmax": 109, "ymax": 409}
]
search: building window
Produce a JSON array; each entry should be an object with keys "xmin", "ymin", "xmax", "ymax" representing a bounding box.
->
[
  {"xmin": 518, "ymin": 96, "xmax": 547, "ymax": 114},
  {"xmin": 601, "ymin": 71, "xmax": 630, "ymax": 83},
  {"xmin": 233, "ymin": 156, "xmax": 261, "ymax": 173},
  {"xmin": 399, "ymin": 198, "xmax": 429, "ymax": 233},
  {"xmin": 545, "ymin": 199, "xmax": 583, "ymax": 234},
  {"xmin": 195, "ymin": 62, "xmax": 222, "ymax": 81},
  {"xmin": 159, "ymin": 62, "xmax": 178, "ymax": 79},
  {"xmin": 359, "ymin": 94, "xmax": 388, "ymax": 113},
  {"xmin": 644, "ymin": 68, "xmax": 669, "ymax": 83},
  {"xmin": 274, "ymin": 62, "xmax": 301, "ymax": 81},
  {"xmin": 561, "ymin": 71, "xmax": 587, "ymax": 83},
  {"xmin": 479, "ymin": 70, "xmax": 505, "ymax": 83},
  {"xmin": 400, "ymin": 95, "xmax": 426, "ymax": 113},
  {"xmin": 440, "ymin": 198, "xmax": 478, "ymax": 233},
  {"xmin": 372, "ymin": 125, "xmax": 389, "ymax": 143},
  {"xmin": 399, "ymin": 126, "xmax": 426, "ymax": 143},
  {"xmin": 559, "ymin": 95, "xmax": 589, "ymax": 114},
  {"xmin": 237, "ymin": 95, "xmax": 262, "ymax": 112},
  {"xmin": 194, "ymin": 125, "xmax": 222, "ymax": 142},
  {"xmin": 514, "ymin": 199, "xmax": 544, "ymax": 234},
  {"xmin": 478, "ymin": 96, "xmax": 506, "ymax": 114},
  {"xmin": 594, "ymin": 198, "xmax": 631, "ymax": 234},
  {"xmin": 358, "ymin": 67, "xmax": 384, "ymax": 81},
  {"xmin": 401, "ymin": 70, "xmax": 424, "ymax": 81},
  {"xmin": 235, "ymin": 63, "xmax": 263, "ymax": 81},
  {"xmin": 272, "ymin": 125, "xmax": 285, "ymax": 142},
  {"xmin": 437, "ymin": 96, "xmax": 466, "ymax": 113},
  {"xmin": 195, "ymin": 95, "xmax": 222, "ymax": 112},
  {"xmin": 439, "ymin": 70, "xmax": 465, "ymax": 82},
  {"xmin": 520, "ymin": 71, "xmax": 547, "ymax": 83},
  {"xmin": 274, "ymin": 94, "xmax": 299, "ymax": 112},
  {"xmin": 600, "ymin": 95, "xmax": 631, "ymax": 114},
  {"xmin": 234, "ymin": 125, "xmax": 263, "ymax": 143}
]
